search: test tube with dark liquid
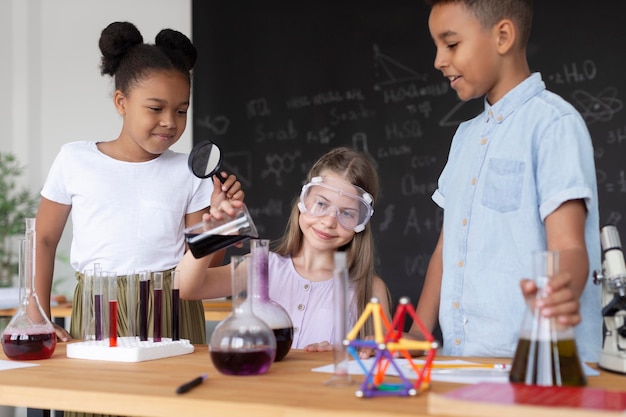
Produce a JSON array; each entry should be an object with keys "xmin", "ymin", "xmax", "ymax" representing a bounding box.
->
[
  {"xmin": 94, "ymin": 271, "xmax": 104, "ymax": 341},
  {"xmin": 139, "ymin": 271, "xmax": 150, "ymax": 341},
  {"xmin": 153, "ymin": 272, "xmax": 163, "ymax": 342},
  {"xmin": 108, "ymin": 273, "xmax": 118, "ymax": 347},
  {"xmin": 172, "ymin": 270, "xmax": 180, "ymax": 341}
]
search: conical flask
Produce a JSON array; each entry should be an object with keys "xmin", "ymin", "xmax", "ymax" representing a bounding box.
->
[
  {"xmin": 509, "ymin": 250, "xmax": 586, "ymax": 386},
  {"xmin": 249, "ymin": 239, "xmax": 294, "ymax": 361},
  {"xmin": 209, "ymin": 255, "xmax": 276, "ymax": 375},
  {"xmin": 1, "ymin": 218, "xmax": 57, "ymax": 360}
]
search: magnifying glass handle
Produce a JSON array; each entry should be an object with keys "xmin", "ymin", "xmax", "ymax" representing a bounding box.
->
[{"xmin": 216, "ymin": 171, "xmax": 227, "ymax": 184}]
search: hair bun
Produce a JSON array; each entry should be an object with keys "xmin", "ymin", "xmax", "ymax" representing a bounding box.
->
[
  {"xmin": 155, "ymin": 28, "xmax": 197, "ymax": 71},
  {"xmin": 99, "ymin": 21, "xmax": 144, "ymax": 76}
]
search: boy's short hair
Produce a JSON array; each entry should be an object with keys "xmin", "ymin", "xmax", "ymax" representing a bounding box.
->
[{"xmin": 426, "ymin": 0, "xmax": 533, "ymax": 48}]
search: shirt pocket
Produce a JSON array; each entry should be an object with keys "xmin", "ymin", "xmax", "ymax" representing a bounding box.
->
[{"xmin": 481, "ymin": 158, "xmax": 525, "ymax": 213}]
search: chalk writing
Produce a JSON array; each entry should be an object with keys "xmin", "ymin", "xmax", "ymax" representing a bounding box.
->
[
  {"xmin": 329, "ymin": 103, "xmax": 376, "ymax": 125},
  {"xmin": 246, "ymin": 98, "xmax": 271, "ymax": 119},
  {"xmin": 249, "ymin": 199, "xmax": 283, "ymax": 217},
  {"xmin": 285, "ymin": 89, "xmax": 365, "ymax": 110},
  {"xmin": 196, "ymin": 114, "xmax": 230, "ymax": 135},
  {"xmin": 401, "ymin": 174, "xmax": 438, "ymax": 197},
  {"xmin": 379, "ymin": 204, "xmax": 395, "ymax": 232},
  {"xmin": 261, "ymin": 151, "xmax": 302, "ymax": 186},
  {"xmin": 385, "ymin": 120, "xmax": 423, "ymax": 140},
  {"xmin": 607, "ymin": 126, "xmax": 626, "ymax": 145},
  {"xmin": 255, "ymin": 120, "xmax": 298, "ymax": 142},
  {"xmin": 373, "ymin": 44, "xmax": 428, "ymax": 89},
  {"xmin": 571, "ymin": 87, "xmax": 623, "ymax": 124},
  {"xmin": 405, "ymin": 253, "xmax": 431, "ymax": 278},
  {"xmin": 547, "ymin": 60, "xmax": 597, "ymax": 85}
]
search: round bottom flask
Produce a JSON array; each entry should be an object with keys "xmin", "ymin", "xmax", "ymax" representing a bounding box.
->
[
  {"xmin": 249, "ymin": 239, "xmax": 294, "ymax": 361},
  {"xmin": 209, "ymin": 255, "xmax": 276, "ymax": 375},
  {"xmin": 2, "ymin": 219, "xmax": 56, "ymax": 361}
]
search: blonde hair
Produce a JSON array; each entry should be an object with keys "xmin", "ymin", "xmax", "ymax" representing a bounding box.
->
[{"xmin": 273, "ymin": 147, "xmax": 390, "ymax": 336}]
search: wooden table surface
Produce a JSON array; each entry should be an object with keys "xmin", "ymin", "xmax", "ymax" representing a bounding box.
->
[{"xmin": 1, "ymin": 343, "xmax": 625, "ymax": 417}]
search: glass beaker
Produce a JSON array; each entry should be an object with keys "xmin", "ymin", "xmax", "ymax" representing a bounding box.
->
[
  {"xmin": 509, "ymin": 250, "xmax": 586, "ymax": 386},
  {"xmin": 1, "ymin": 218, "xmax": 57, "ymax": 360},
  {"xmin": 209, "ymin": 255, "xmax": 276, "ymax": 375},
  {"xmin": 249, "ymin": 239, "xmax": 294, "ymax": 361},
  {"xmin": 184, "ymin": 203, "xmax": 259, "ymax": 259}
]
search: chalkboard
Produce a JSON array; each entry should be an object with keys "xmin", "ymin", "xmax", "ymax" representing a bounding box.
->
[{"xmin": 191, "ymin": 0, "xmax": 626, "ymax": 316}]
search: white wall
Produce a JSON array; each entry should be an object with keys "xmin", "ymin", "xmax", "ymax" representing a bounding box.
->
[{"xmin": 1, "ymin": 0, "xmax": 192, "ymax": 296}]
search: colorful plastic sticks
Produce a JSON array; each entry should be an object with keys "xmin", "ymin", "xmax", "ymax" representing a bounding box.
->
[{"xmin": 345, "ymin": 297, "xmax": 438, "ymax": 398}]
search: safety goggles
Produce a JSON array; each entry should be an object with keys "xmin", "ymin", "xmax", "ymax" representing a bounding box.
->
[{"xmin": 297, "ymin": 176, "xmax": 374, "ymax": 233}]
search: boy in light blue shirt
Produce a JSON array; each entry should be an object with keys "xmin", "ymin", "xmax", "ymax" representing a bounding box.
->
[{"xmin": 410, "ymin": 0, "xmax": 601, "ymax": 362}]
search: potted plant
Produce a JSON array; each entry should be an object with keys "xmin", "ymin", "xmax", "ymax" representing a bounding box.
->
[{"xmin": 0, "ymin": 153, "xmax": 39, "ymax": 288}]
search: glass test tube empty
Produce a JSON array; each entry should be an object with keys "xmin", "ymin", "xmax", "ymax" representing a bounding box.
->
[
  {"xmin": 81, "ymin": 267, "xmax": 95, "ymax": 341},
  {"xmin": 108, "ymin": 272, "xmax": 118, "ymax": 347},
  {"xmin": 139, "ymin": 271, "xmax": 150, "ymax": 341},
  {"xmin": 126, "ymin": 271, "xmax": 137, "ymax": 337},
  {"xmin": 153, "ymin": 272, "xmax": 163, "ymax": 342},
  {"xmin": 172, "ymin": 270, "xmax": 180, "ymax": 341}
]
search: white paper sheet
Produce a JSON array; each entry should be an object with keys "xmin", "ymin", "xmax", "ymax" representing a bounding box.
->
[
  {"xmin": 311, "ymin": 358, "xmax": 599, "ymax": 385},
  {"xmin": 0, "ymin": 359, "xmax": 39, "ymax": 371}
]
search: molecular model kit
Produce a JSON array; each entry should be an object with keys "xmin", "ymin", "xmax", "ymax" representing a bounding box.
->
[{"xmin": 345, "ymin": 297, "xmax": 438, "ymax": 398}]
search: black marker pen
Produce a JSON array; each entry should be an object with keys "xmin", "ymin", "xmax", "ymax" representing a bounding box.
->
[{"xmin": 176, "ymin": 373, "xmax": 207, "ymax": 394}]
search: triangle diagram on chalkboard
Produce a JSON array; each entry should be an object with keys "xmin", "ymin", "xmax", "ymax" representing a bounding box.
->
[
  {"xmin": 373, "ymin": 44, "xmax": 428, "ymax": 90},
  {"xmin": 438, "ymin": 99, "xmax": 483, "ymax": 127}
]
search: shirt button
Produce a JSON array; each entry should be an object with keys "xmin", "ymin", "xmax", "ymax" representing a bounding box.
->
[
  {"xmin": 462, "ymin": 218, "xmax": 467, "ymax": 226},
  {"xmin": 471, "ymin": 178, "xmax": 477, "ymax": 185},
  {"xmin": 497, "ymin": 115, "xmax": 503, "ymax": 122},
  {"xmin": 294, "ymin": 327, "xmax": 299, "ymax": 333},
  {"xmin": 457, "ymin": 260, "xmax": 463, "ymax": 268},
  {"xmin": 297, "ymin": 304, "xmax": 305, "ymax": 311},
  {"xmin": 481, "ymin": 138, "xmax": 488, "ymax": 145},
  {"xmin": 453, "ymin": 301, "xmax": 460, "ymax": 309},
  {"xmin": 455, "ymin": 338, "xmax": 462, "ymax": 345},
  {"xmin": 304, "ymin": 284, "xmax": 310, "ymax": 291}
]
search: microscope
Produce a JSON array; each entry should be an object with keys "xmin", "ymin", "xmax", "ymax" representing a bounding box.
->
[{"xmin": 594, "ymin": 225, "xmax": 626, "ymax": 373}]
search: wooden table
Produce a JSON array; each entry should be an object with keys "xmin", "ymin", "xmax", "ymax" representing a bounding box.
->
[
  {"xmin": 0, "ymin": 299, "xmax": 231, "ymax": 323},
  {"xmin": 1, "ymin": 344, "xmax": 625, "ymax": 417}
]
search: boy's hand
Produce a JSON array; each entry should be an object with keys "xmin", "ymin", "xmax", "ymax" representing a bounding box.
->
[{"xmin": 520, "ymin": 272, "xmax": 581, "ymax": 326}]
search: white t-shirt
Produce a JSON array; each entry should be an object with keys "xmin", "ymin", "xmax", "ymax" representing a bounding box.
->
[{"xmin": 41, "ymin": 141, "xmax": 213, "ymax": 274}]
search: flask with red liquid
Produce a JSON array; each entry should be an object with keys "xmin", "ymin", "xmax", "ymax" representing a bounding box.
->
[
  {"xmin": 209, "ymin": 254, "xmax": 276, "ymax": 375},
  {"xmin": 1, "ymin": 218, "xmax": 57, "ymax": 360}
]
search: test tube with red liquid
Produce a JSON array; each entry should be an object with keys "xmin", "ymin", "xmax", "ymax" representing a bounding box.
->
[
  {"xmin": 172, "ymin": 270, "xmax": 180, "ymax": 341},
  {"xmin": 153, "ymin": 272, "xmax": 163, "ymax": 342},
  {"xmin": 139, "ymin": 271, "xmax": 150, "ymax": 341},
  {"xmin": 108, "ymin": 273, "xmax": 118, "ymax": 347}
]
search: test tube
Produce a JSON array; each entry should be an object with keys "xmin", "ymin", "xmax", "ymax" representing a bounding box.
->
[
  {"xmin": 108, "ymin": 272, "xmax": 118, "ymax": 347},
  {"xmin": 325, "ymin": 252, "xmax": 353, "ymax": 386},
  {"xmin": 126, "ymin": 271, "xmax": 137, "ymax": 337},
  {"xmin": 171, "ymin": 270, "xmax": 180, "ymax": 341},
  {"xmin": 139, "ymin": 271, "xmax": 150, "ymax": 341},
  {"xmin": 153, "ymin": 272, "xmax": 163, "ymax": 342},
  {"xmin": 94, "ymin": 270, "xmax": 104, "ymax": 341},
  {"xmin": 81, "ymin": 266, "xmax": 95, "ymax": 341}
]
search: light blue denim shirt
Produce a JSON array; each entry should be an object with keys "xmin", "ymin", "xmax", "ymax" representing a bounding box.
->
[{"xmin": 433, "ymin": 73, "xmax": 601, "ymax": 362}]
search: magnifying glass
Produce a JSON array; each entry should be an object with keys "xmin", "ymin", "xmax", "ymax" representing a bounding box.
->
[{"xmin": 188, "ymin": 140, "xmax": 225, "ymax": 183}]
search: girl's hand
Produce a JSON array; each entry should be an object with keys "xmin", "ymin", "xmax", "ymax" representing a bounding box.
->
[
  {"xmin": 210, "ymin": 172, "xmax": 244, "ymax": 209},
  {"xmin": 53, "ymin": 323, "xmax": 71, "ymax": 342},
  {"xmin": 303, "ymin": 341, "xmax": 333, "ymax": 352}
]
